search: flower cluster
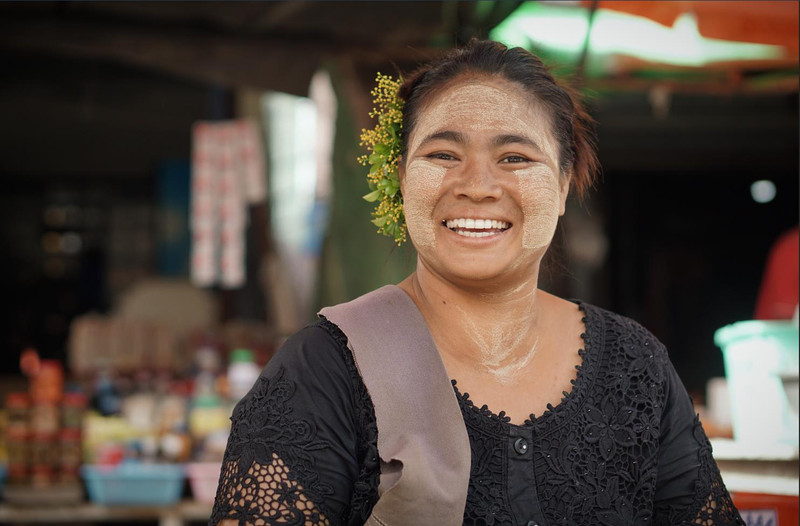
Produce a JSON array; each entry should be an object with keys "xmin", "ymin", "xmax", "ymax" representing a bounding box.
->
[{"xmin": 358, "ymin": 73, "xmax": 406, "ymax": 245}]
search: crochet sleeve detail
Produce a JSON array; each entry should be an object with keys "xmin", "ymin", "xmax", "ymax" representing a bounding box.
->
[
  {"xmin": 210, "ymin": 322, "xmax": 380, "ymax": 526},
  {"xmin": 211, "ymin": 366, "xmax": 334, "ymax": 526},
  {"xmin": 684, "ymin": 418, "xmax": 745, "ymax": 525},
  {"xmin": 653, "ymin": 416, "xmax": 744, "ymax": 525},
  {"xmin": 653, "ymin": 356, "xmax": 744, "ymax": 526}
]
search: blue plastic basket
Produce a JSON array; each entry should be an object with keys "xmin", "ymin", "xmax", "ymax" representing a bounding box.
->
[{"xmin": 81, "ymin": 463, "xmax": 185, "ymax": 506}]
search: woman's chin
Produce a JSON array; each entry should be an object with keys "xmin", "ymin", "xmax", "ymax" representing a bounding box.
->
[{"xmin": 417, "ymin": 253, "xmax": 531, "ymax": 289}]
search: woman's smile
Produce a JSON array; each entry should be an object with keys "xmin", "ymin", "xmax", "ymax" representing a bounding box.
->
[{"xmin": 443, "ymin": 218, "xmax": 511, "ymax": 237}]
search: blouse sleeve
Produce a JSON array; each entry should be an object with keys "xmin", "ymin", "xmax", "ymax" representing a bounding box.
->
[
  {"xmin": 209, "ymin": 323, "xmax": 367, "ymax": 526},
  {"xmin": 653, "ymin": 359, "xmax": 745, "ymax": 525}
]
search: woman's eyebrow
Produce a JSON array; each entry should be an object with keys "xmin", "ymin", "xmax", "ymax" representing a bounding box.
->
[
  {"xmin": 492, "ymin": 134, "xmax": 545, "ymax": 155},
  {"xmin": 417, "ymin": 130, "xmax": 467, "ymax": 148}
]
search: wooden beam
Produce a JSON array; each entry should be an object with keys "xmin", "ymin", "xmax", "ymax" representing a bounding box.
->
[
  {"xmin": 0, "ymin": 13, "xmax": 445, "ymax": 96},
  {"xmin": 0, "ymin": 15, "xmax": 326, "ymax": 96}
]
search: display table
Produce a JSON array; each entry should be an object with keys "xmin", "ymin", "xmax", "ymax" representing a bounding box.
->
[
  {"xmin": 1, "ymin": 442, "xmax": 796, "ymax": 526},
  {"xmin": 711, "ymin": 438, "xmax": 799, "ymax": 496},
  {"xmin": 0, "ymin": 500, "xmax": 212, "ymax": 526},
  {"xmin": 711, "ymin": 438, "xmax": 799, "ymax": 526}
]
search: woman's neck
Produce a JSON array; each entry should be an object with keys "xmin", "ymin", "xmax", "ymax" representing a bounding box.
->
[{"xmin": 399, "ymin": 259, "xmax": 545, "ymax": 385}]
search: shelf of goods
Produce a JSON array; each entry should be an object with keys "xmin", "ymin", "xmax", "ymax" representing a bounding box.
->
[
  {"xmin": 712, "ymin": 438, "xmax": 800, "ymax": 526},
  {"xmin": 0, "ymin": 500, "xmax": 212, "ymax": 526}
]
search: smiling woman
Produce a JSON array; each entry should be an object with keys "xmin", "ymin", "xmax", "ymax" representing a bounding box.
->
[{"xmin": 210, "ymin": 40, "xmax": 745, "ymax": 526}]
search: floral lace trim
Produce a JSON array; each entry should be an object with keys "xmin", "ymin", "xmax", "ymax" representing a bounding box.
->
[
  {"xmin": 215, "ymin": 454, "xmax": 329, "ymax": 525},
  {"xmin": 210, "ymin": 366, "xmax": 333, "ymax": 526}
]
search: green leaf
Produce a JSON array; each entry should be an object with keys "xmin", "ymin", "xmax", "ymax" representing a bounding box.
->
[
  {"xmin": 369, "ymin": 152, "xmax": 383, "ymax": 164},
  {"xmin": 371, "ymin": 216, "xmax": 388, "ymax": 227},
  {"xmin": 373, "ymin": 143, "xmax": 388, "ymax": 154},
  {"xmin": 387, "ymin": 186, "xmax": 398, "ymax": 197},
  {"xmin": 362, "ymin": 190, "xmax": 382, "ymax": 202}
]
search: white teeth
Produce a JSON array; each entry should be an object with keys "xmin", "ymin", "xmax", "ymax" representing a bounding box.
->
[
  {"xmin": 457, "ymin": 231, "xmax": 493, "ymax": 238},
  {"xmin": 444, "ymin": 218, "xmax": 510, "ymax": 231}
]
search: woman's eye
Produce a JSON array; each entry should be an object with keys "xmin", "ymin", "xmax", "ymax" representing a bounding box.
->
[
  {"xmin": 500, "ymin": 155, "xmax": 530, "ymax": 164},
  {"xmin": 427, "ymin": 152, "xmax": 457, "ymax": 161}
]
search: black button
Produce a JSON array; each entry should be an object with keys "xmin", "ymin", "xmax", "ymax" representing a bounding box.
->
[{"xmin": 514, "ymin": 437, "xmax": 528, "ymax": 455}]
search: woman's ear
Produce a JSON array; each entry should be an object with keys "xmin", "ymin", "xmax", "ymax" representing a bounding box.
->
[{"xmin": 558, "ymin": 171, "xmax": 571, "ymax": 216}]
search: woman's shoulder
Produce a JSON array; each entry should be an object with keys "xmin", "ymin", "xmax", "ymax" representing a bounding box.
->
[
  {"xmin": 580, "ymin": 301, "xmax": 664, "ymax": 343},
  {"xmin": 578, "ymin": 301, "xmax": 671, "ymax": 365},
  {"xmin": 272, "ymin": 317, "xmax": 349, "ymax": 361},
  {"xmin": 281, "ymin": 317, "xmax": 349, "ymax": 351},
  {"xmin": 261, "ymin": 318, "xmax": 358, "ymax": 390}
]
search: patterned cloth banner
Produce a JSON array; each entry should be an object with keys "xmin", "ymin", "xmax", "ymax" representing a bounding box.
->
[{"xmin": 191, "ymin": 119, "xmax": 267, "ymax": 288}]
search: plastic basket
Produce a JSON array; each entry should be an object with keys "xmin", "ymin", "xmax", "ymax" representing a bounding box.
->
[
  {"xmin": 81, "ymin": 463, "xmax": 185, "ymax": 506},
  {"xmin": 715, "ymin": 320, "xmax": 799, "ymax": 446},
  {"xmin": 186, "ymin": 462, "xmax": 222, "ymax": 503}
]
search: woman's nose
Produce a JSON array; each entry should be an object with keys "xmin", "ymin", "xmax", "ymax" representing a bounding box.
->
[{"xmin": 452, "ymin": 160, "xmax": 503, "ymax": 201}]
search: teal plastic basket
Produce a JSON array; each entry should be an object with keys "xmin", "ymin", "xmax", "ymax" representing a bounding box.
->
[{"xmin": 81, "ymin": 464, "xmax": 185, "ymax": 506}]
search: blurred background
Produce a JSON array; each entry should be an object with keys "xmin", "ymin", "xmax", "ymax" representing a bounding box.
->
[{"xmin": 0, "ymin": 0, "xmax": 797, "ymax": 517}]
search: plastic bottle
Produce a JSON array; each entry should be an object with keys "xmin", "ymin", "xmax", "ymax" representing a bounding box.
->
[{"xmin": 227, "ymin": 349, "xmax": 260, "ymax": 403}]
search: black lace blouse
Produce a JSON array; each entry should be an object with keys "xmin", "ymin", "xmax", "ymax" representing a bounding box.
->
[{"xmin": 210, "ymin": 302, "xmax": 744, "ymax": 526}]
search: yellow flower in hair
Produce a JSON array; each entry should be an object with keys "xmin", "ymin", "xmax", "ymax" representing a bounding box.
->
[{"xmin": 359, "ymin": 73, "xmax": 406, "ymax": 245}]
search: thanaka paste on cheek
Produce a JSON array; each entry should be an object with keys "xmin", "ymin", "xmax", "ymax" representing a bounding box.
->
[
  {"xmin": 403, "ymin": 159, "xmax": 446, "ymax": 248},
  {"xmin": 515, "ymin": 166, "xmax": 561, "ymax": 250}
]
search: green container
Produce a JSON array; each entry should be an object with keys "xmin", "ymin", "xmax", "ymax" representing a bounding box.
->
[{"xmin": 714, "ymin": 320, "xmax": 799, "ymax": 446}]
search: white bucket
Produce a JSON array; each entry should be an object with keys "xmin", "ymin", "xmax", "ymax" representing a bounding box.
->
[{"xmin": 714, "ymin": 320, "xmax": 799, "ymax": 447}]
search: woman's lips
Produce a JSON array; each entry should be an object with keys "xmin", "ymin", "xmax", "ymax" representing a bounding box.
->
[{"xmin": 442, "ymin": 218, "xmax": 511, "ymax": 238}]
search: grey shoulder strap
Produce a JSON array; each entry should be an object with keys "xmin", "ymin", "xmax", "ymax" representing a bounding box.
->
[{"xmin": 319, "ymin": 285, "xmax": 470, "ymax": 526}]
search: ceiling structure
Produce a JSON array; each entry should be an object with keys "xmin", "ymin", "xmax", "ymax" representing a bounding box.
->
[
  {"xmin": 1, "ymin": 1, "xmax": 796, "ymax": 96},
  {"xmin": 496, "ymin": 1, "xmax": 799, "ymax": 94},
  {"xmin": 586, "ymin": 0, "xmax": 799, "ymax": 55},
  {"xmin": 0, "ymin": 1, "xmax": 518, "ymax": 97},
  {"xmin": 0, "ymin": 1, "xmax": 796, "ymax": 179}
]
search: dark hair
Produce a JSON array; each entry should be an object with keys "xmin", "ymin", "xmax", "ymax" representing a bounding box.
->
[{"xmin": 398, "ymin": 40, "xmax": 599, "ymax": 198}]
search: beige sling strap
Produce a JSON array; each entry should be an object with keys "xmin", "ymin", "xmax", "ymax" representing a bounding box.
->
[{"xmin": 319, "ymin": 285, "xmax": 470, "ymax": 526}]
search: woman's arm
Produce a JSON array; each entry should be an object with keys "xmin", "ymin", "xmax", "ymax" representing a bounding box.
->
[
  {"xmin": 210, "ymin": 323, "xmax": 369, "ymax": 526},
  {"xmin": 653, "ymin": 360, "xmax": 744, "ymax": 525}
]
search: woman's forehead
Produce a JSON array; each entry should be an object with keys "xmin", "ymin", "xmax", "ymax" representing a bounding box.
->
[{"xmin": 409, "ymin": 76, "xmax": 558, "ymax": 159}]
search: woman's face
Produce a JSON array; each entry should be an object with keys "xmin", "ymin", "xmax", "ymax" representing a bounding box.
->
[{"xmin": 400, "ymin": 75, "xmax": 569, "ymax": 287}]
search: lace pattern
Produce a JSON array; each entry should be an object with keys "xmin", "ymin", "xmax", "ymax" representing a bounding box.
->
[
  {"xmin": 210, "ymin": 367, "xmax": 333, "ymax": 526},
  {"xmin": 653, "ymin": 417, "xmax": 745, "ymax": 526},
  {"xmin": 439, "ymin": 303, "xmax": 741, "ymax": 525},
  {"xmin": 211, "ymin": 304, "xmax": 743, "ymax": 525},
  {"xmin": 210, "ymin": 320, "xmax": 380, "ymax": 526}
]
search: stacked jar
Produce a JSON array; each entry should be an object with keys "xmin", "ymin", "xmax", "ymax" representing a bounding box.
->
[
  {"xmin": 4, "ymin": 392, "xmax": 30, "ymax": 485},
  {"xmin": 29, "ymin": 360, "xmax": 63, "ymax": 487},
  {"xmin": 60, "ymin": 392, "xmax": 86, "ymax": 483}
]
